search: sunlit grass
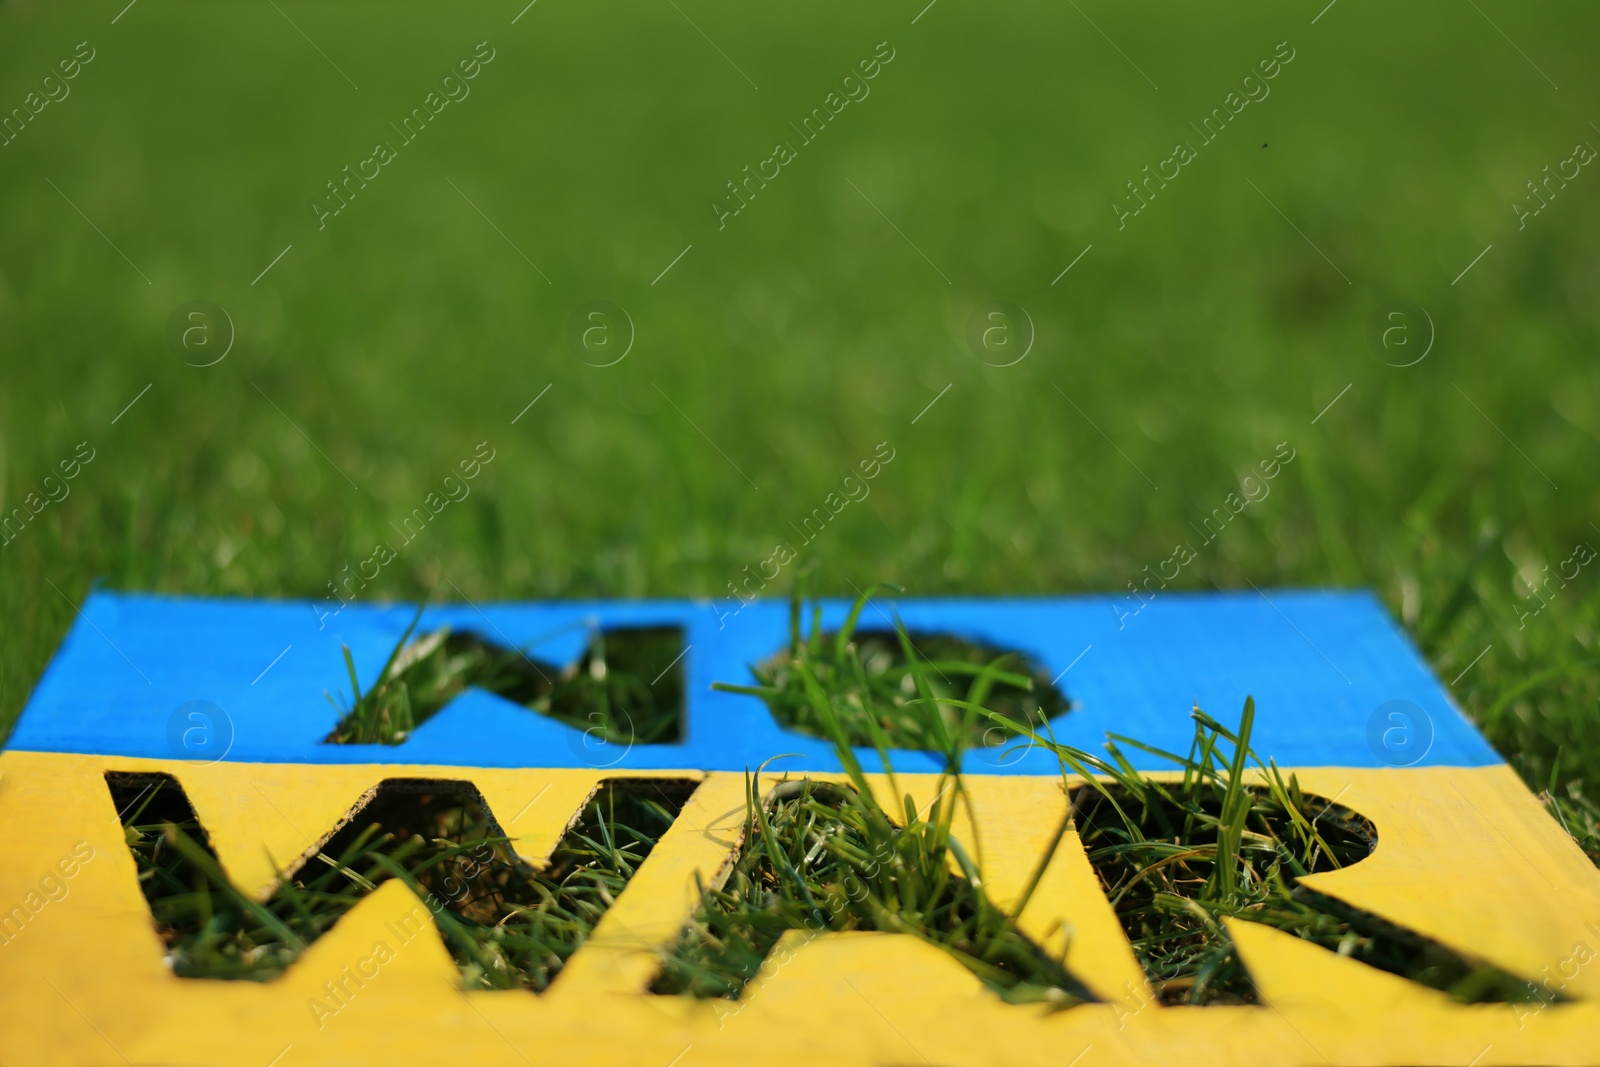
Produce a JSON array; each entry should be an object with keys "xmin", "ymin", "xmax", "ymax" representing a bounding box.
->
[{"xmin": 713, "ymin": 584, "xmax": 1065, "ymax": 751}]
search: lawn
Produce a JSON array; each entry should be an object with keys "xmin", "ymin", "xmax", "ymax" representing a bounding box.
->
[{"xmin": 0, "ymin": 0, "xmax": 1597, "ymax": 860}]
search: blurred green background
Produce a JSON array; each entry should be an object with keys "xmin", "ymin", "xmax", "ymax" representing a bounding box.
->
[{"xmin": 1, "ymin": 1, "xmax": 1597, "ymax": 856}]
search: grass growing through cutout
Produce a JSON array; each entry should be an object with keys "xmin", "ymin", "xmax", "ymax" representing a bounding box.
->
[
  {"xmin": 325, "ymin": 612, "xmax": 684, "ymax": 747},
  {"xmin": 714, "ymin": 585, "xmax": 1067, "ymax": 751},
  {"xmin": 654, "ymin": 603, "xmax": 1092, "ymax": 1006},
  {"xmin": 650, "ymin": 771, "xmax": 1092, "ymax": 1006},
  {"xmin": 109, "ymin": 771, "xmax": 694, "ymax": 989},
  {"xmin": 1006, "ymin": 698, "xmax": 1544, "ymax": 1006}
]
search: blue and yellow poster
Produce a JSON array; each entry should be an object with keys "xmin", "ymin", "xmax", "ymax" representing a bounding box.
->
[{"xmin": 2, "ymin": 591, "xmax": 1596, "ymax": 1066}]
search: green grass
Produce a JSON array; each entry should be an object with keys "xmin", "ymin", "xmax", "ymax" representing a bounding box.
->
[
  {"xmin": 1021, "ymin": 699, "xmax": 1541, "ymax": 1005},
  {"xmin": 649, "ymin": 772, "xmax": 1090, "ymax": 1006},
  {"xmin": 2, "ymin": 0, "xmax": 1599, "ymax": 866},
  {"xmin": 712, "ymin": 583, "xmax": 1065, "ymax": 750},
  {"xmin": 325, "ymin": 611, "xmax": 684, "ymax": 745},
  {"xmin": 110, "ymin": 771, "xmax": 693, "ymax": 988}
]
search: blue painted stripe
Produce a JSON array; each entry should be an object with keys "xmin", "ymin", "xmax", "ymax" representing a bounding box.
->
[{"xmin": 2, "ymin": 590, "xmax": 1502, "ymax": 773}]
